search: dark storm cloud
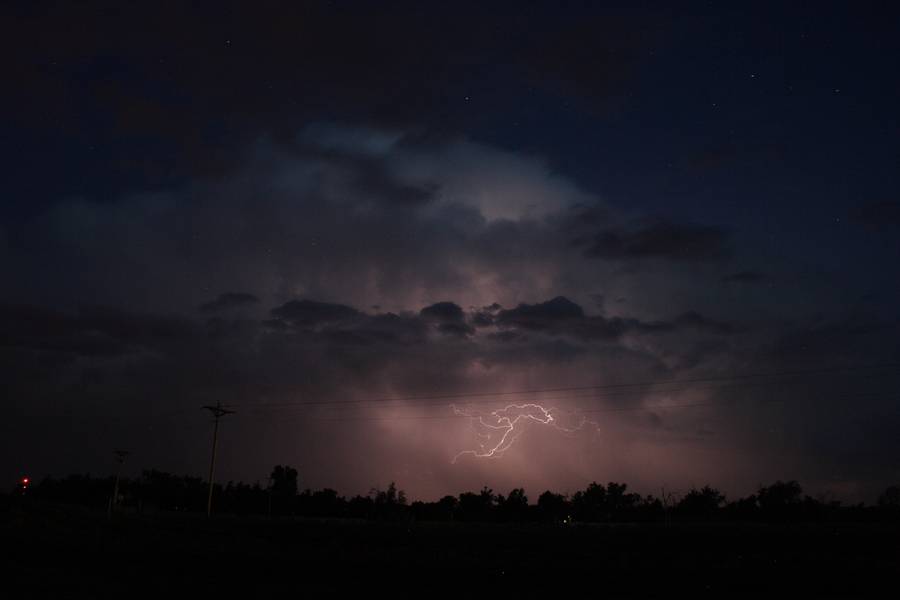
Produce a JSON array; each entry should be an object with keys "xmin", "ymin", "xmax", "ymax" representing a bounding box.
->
[
  {"xmin": 496, "ymin": 296, "xmax": 585, "ymax": 328},
  {"xmin": 471, "ymin": 312, "xmax": 495, "ymax": 328},
  {"xmin": 494, "ymin": 296, "xmax": 627, "ymax": 341},
  {"xmin": 581, "ymin": 219, "xmax": 731, "ymax": 262},
  {"xmin": 271, "ymin": 299, "xmax": 360, "ymax": 327},
  {"xmin": 420, "ymin": 302, "xmax": 474, "ymax": 337},
  {"xmin": 0, "ymin": 303, "xmax": 195, "ymax": 359},
  {"xmin": 435, "ymin": 322, "xmax": 476, "ymax": 338},
  {"xmin": 266, "ymin": 308, "xmax": 431, "ymax": 347},
  {"xmin": 494, "ymin": 296, "xmax": 625, "ymax": 340},
  {"xmin": 199, "ymin": 292, "xmax": 260, "ymax": 313},
  {"xmin": 493, "ymin": 297, "xmax": 738, "ymax": 342},
  {"xmin": 0, "ymin": 304, "xmax": 129, "ymax": 359},
  {"xmin": 420, "ymin": 302, "xmax": 465, "ymax": 323},
  {"xmin": 355, "ymin": 312, "xmax": 429, "ymax": 346},
  {"xmin": 589, "ymin": 293, "xmax": 606, "ymax": 311},
  {"xmin": 470, "ymin": 304, "xmax": 503, "ymax": 328},
  {"xmin": 2, "ymin": 294, "xmax": 738, "ymax": 395}
]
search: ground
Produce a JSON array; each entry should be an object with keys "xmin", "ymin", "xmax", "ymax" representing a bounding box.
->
[{"xmin": 3, "ymin": 503, "xmax": 899, "ymax": 597}]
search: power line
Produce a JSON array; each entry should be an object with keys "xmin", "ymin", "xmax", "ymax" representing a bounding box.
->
[
  {"xmin": 11, "ymin": 363, "xmax": 900, "ymax": 428},
  {"xmin": 224, "ymin": 362, "xmax": 900, "ymax": 410},
  {"xmin": 234, "ymin": 374, "xmax": 900, "ymax": 416},
  {"xmin": 238, "ymin": 391, "xmax": 900, "ymax": 424}
]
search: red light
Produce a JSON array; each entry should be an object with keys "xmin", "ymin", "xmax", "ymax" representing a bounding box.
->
[{"xmin": 21, "ymin": 477, "xmax": 29, "ymax": 485}]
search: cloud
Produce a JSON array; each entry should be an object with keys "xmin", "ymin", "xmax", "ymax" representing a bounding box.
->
[
  {"xmin": 271, "ymin": 299, "xmax": 360, "ymax": 327},
  {"xmin": 496, "ymin": 296, "xmax": 584, "ymax": 329},
  {"xmin": 199, "ymin": 292, "xmax": 260, "ymax": 313},
  {"xmin": 420, "ymin": 302, "xmax": 474, "ymax": 337},
  {"xmin": 420, "ymin": 302, "xmax": 466, "ymax": 323},
  {"xmin": 492, "ymin": 297, "xmax": 738, "ymax": 342},
  {"xmin": 0, "ymin": 303, "xmax": 195, "ymax": 360},
  {"xmin": 0, "ymin": 304, "xmax": 129, "ymax": 359},
  {"xmin": 582, "ymin": 219, "xmax": 730, "ymax": 262},
  {"xmin": 7, "ymin": 127, "xmax": 615, "ymax": 315}
]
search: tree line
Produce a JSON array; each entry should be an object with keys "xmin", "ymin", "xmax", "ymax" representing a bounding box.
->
[{"xmin": 11, "ymin": 466, "xmax": 900, "ymax": 524}]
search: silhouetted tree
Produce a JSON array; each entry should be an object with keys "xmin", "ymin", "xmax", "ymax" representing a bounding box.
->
[
  {"xmin": 878, "ymin": 485, "xmax": 900, "ymax": 508},
  {"xmin": 637, "ymin": 494, "xmax": 665, "ymax": 523},
  {"xmin": 571, "ymin": 481, "xmax": 641, "ymax": 522},
  {"xmin": 139, "ymin": 470, "xmax": 207, "ymax": 512},
  {"xmin": 723, "ymin": 494, "xmax": 759, "ymax": 520},
  {"xmin": 677, "ymin": 486, "xmax": 725, "ymax": 519},
  {"xmin": 458, "ymin": 486, "xmax": 496, "ymax": 521},
  {"xmin": 571, "ymin": 481, "xmax": 605, "ymax": 521},
  {"xmin": 269, "ymin": 465, "xmax": 298, "ymax": 515},
  {"xmin": 605, "ymin": 482, "xmax": 641, "ymax": 519},
  {"xmin": 221, "ymin": 481, "xmax": 266, "ymax": 516},
  {"xmin": 758, "ymin": 480, "xmax": 801, "ymax": 506},
  {"xmin": 347, "ymin": 494, "xmax": 375, "ymax": 519},
  {"xmin": 372, "ymin": 481, "xmax": 406, "ymax": 506},
  {"xmin": 497, "ymin": 488, "xmax": 528, "ymax": 521},
  {"xmin": 296, "ymin": 487, "xmax": 345, "ymax": 517},
  {"xmin": 537, "ymin": 490, "xmax": 569, "ymax": 522},
  {"xmin": 436, "ymin": 494, "xmax": 458, "ymax": 520},
  {"xmin": 270, "ymin": 465, "xmax": 298, "ymax": 496},
  {"xmin": 369, "ymin": 482, "xmax": 407, "ymax": 520},
  {"xmin": 27, "ymin": 468, "xmax": 900, "ymax": 524},
  {"xmin": 757, "ymin": 480, "xmax": 803, "ymax": 521},
  {"xmin": 35, "ymin": 474, "xmax": 116, "ymax": 509}
]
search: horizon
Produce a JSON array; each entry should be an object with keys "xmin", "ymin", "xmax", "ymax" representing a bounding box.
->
[{"xmin": 24, "ymin": 463, "xmax": 886, "ymax": 508}]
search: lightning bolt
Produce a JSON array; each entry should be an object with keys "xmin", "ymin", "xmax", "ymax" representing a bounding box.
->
[{"xmin": 451, "ymin": 403, "xmax": 599, "ymax": 463}]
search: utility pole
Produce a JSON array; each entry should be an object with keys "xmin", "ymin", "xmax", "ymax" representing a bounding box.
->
[
  {"xmin": 108, "ymin": 449, "xmax": 130, "ymax": 520},
  {"xmin": 202, "ymin": 401, "xmax": 235, "ymax": 518}
]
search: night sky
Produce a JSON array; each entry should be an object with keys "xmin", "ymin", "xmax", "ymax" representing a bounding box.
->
[{"xmin": 3, "ymin": 1, "xmax": 900, "ymax": 502}]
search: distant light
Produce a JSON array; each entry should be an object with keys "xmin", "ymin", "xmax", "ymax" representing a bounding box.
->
[{"xmin": 22, "ymin": 477, "xmax": 29, "ymax": 484}]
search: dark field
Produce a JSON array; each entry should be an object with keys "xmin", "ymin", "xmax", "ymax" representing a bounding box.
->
[{"xmin": 3, "ymin": 503, "xmax": 899, "ymax": 597}]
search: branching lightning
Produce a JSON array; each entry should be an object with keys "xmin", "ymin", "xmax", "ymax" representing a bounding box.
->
[{"xmin": 451, "ymin": 403, "xmax": 599, "ymax": 462}]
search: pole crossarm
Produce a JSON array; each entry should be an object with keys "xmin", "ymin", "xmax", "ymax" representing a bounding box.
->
[
  {"xmin": 202, "ymin": 405, "xmax": 236, "ymax": 418},
  {"xmin": 202, "ymin": 402, "xmax": 235, "ymax": 517}
]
